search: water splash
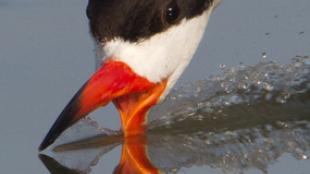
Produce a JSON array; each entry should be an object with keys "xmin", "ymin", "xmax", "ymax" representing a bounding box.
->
[{"xmin": 148, "ymin": 56, "xmax": 310, "ymax": 129}]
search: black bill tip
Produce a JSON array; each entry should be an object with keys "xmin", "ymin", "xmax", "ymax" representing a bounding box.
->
[{"xmin": 39, "ymin": 89, "xmax": 83, "ymax": 151}]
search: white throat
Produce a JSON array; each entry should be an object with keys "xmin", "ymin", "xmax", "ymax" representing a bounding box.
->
[{"xmin": 98, "ymin": 8, "xmax": 214, "ymax": 97}]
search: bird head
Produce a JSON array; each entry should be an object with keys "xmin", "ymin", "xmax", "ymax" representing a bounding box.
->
[{"xmin": 39, "ymin": 0, "xmax": 217, "ymax": 151}]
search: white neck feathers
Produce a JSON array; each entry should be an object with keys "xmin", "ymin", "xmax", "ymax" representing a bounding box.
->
[{"xmin": 98, "ymin": 9, "xmax": 214, "ymax": 98}]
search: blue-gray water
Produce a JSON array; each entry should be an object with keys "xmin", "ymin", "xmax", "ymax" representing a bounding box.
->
[{"xmin": 0, "ymin": 0, "xmax": 310, "ymax": 173}]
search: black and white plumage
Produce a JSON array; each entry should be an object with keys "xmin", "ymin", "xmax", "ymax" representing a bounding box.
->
[{"xmin": 88, "ymin": 0, "xmax": 219, "ymax": 94}]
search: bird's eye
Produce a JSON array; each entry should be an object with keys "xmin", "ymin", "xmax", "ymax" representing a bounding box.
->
[{"xmin": 165, "ymin": 1, "xmax": 180, "ymax": 24}]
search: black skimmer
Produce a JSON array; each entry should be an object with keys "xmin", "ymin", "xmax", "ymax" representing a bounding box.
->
[{"xmin": 39, "ymin": 0, "xmax": 220, "ymax": 151}]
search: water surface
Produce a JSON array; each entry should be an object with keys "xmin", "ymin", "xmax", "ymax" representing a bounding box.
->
[
  {"xmin": 40, "ymin": 56, "xmax": 310, "ymax": 174},
  {"xmin": 0, "ymin": 0, "xmax": 309, "ymax": 173}
]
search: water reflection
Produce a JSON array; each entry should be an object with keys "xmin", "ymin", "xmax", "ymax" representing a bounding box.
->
[
  {"xmin": 40, "ymin": 133, "xmax": 159, "ymax": 173},
  {"xmin": 39, "ymin": 91, "xmax": 310, "ymax": 173},
  {"xmin": 39, "ymin": 57, "xmax": 310, "ymax": 173}
]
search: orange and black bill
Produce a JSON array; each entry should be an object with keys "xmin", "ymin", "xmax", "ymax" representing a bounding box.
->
[{"xmin": 39, "ymin": 60, "xmax": 155, "ymax": 151}]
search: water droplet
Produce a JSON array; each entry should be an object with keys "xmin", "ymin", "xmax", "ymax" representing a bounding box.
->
[
  {"xmin": 219, "ymin": 64, "xmax": 226, "ymax": 69},
  {"xmin": 220, "ymin": 82, "xmax": 226, "ymax": 88},
  {"xmin": 239, "ymin": 83, "xmax": 248, "ymax": 90},
  {"xmin": 302, "ymin": 155, "xmax": 308, "ymax": 160},
  {"xmin": 224, "ymin": 101, "xmax": 231, "ymax": 106},
  {"xmin": 276, "ymin": 121, "xmax": 289, "ymax": 128},
  {"xmin": 263, "ymin": 83, "xmax": 274, "ymax": 91},
  {"xmin": 256, "ymin": 81, "xmax": 262, "ymax": 85},
  {"xmin": 262, "ymin": 52, "xmax": 267, "ymax": 59},
  {"xmin": 298, "ymin": 31, "xmax": 305, "ymax": 35}
]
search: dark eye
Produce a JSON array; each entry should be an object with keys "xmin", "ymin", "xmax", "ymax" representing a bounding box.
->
[{"xmin": 165, "ymin": 1, "xmax": 180, "ymax": 24}]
